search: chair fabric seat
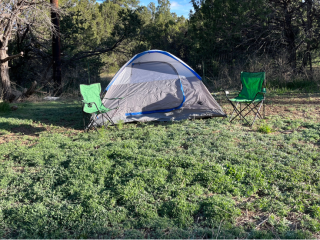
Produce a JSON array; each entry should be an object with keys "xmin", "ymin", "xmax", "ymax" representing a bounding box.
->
[{"xmin": 229, "ymin": 95, "xmax": 264, "ymax": 103}]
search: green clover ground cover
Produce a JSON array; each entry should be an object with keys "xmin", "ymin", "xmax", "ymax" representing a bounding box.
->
[{"xmin": 0, "ymin": 100, "xmax": 319, "ymax": 238}]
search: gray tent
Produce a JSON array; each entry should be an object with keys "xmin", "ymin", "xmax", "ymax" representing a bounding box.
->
[{"xmin": 100, "ymin": 50, "xmax": 226, "ymax": 123}]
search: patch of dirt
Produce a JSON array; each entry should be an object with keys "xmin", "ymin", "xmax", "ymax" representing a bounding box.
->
[
  {"xmin": 0, "ymin": 133, "xmax": 38, "ymax": 145},
  {"xmin": 269, "ymin": 95, "xmax": 320, "ymax": 105},
  {"xmin": 265, "ymin": 104, "xmax": 320, "ymax": 120},
  {"xmin": 222, "ymin": 95, "xmax": 320, "ymax": 122},
  {"xmin": 12, "ymin": 166, "xmax": 25, "ymax": 173}
]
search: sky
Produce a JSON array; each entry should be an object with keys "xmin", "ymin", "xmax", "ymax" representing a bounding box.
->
[
  {"xmin": 139, "ymin": 0, "xmax": 193, "ymax": 18},
  {"xmin": 96, "ymin": 0, "xmax": 193, "ymax": 18}
]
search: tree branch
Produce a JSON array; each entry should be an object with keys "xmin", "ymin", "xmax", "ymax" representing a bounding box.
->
[
  {"xmin": 70, "ymin": 35, "xmax": 126, "ymax": 61},
  {"xmin": 0, "ymin": 52, "xmax": 24, "ymax": 63}
]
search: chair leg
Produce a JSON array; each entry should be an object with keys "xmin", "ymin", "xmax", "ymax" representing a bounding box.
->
[
  {"xmin": 87, "ymin": 114, "xmax": 99, "ymax": 132},
  {"xmin": 229, "ymin": 102, "xmax": 239, "ymax": 121},
  {"xmin": 253, "ymin": 102, "xmax": 264, "ymax": 119},
  {"xmin": 101, "ymin": 114, "xmax": 112, "ymax": 129},
  {"xmin": 241, "ymin": 101, "xmax": 263, "ymax": 120},
  {"xmin": 229, "ymin": 99, "xmax": 264, "ymax": 127},
  {"xmin": 83, "ymin": 112, "xmax": 86, "ymax": 131},
  {"xmin": 229, "ymin": 102, "xmax": 251, "ymax": 125},
  {"xmin": 103, "ymin": 113, "xmax": 119, "ymax": 130},
  {"xmin": 251, "ymin": 101, "xmax": 264, "ymax": 127}
]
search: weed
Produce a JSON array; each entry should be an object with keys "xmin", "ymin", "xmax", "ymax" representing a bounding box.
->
[
  {"xmin": 258, "ymin": 122, "xmax": 273, "ymax": 133},
  {"xmin": 97, "ymin": 125, "xmax": 107, "ymax": 136},
  {"xmin": 117, "ymin": 119, "xmax": 124, "ymax": 130}
]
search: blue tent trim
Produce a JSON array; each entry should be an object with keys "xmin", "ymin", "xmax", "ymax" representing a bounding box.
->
[
  {"xmin": 125, "ymin": 78, "xmax": 186, "ymax": 116},
  {"xmin": 105, "ymin": 50, "xmax": 201, "ymax": 91}
]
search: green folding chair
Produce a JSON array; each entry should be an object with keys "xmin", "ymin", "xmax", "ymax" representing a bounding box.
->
[
  {"xmin": 80, "ymin": 83, "xmax": 122, "ymax": 132},
  {"xmin": 224, "ymin": 72, "xmax": 266, "ymax": 127}
]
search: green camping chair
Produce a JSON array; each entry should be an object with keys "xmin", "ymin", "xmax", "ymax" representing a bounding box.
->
[
  {"xmin": 80, "ymin": 83, "xmax": 122, "ymax": 132},
  {"xmin": 224, "ymin": 72, "xmax": 266, "ymax": 126}
]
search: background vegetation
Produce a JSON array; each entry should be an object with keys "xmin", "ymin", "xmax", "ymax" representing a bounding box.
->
[{"xmin": 2, "ymin": 0, "xmax": 320, "ymax": 96}]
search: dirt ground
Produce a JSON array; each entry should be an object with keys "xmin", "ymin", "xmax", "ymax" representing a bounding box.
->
[{"xmin": 220, "ymin": 93, "xmax": 320, "ymax": 122}]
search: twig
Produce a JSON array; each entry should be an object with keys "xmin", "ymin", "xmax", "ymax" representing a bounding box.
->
[
  {"xmin": 215, "ymin": 219, "xmax": 223, "ymax": 239},
  {"xmin": 255, "ymin": 214, "xmax": 270, "ymax": 229}
]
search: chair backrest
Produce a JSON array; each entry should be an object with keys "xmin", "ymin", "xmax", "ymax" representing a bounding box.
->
[
  {"xmin": 238, "ymin": 72, "xmax": 265, "ymax": 100},
  {"xmin": 80, "ymin": 83, "xmax": 103, "ymax": 113}
]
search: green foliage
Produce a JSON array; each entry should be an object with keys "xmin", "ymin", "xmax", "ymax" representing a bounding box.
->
[
  {"xmin": 258, "ymin": 122, "xmax": 273, "ymax": 134},
  {"xmin": 117, "ymin": 120, "xmax": 124, "ymax": 130},
  {"xmin": 310, "ymin": 205, "xmax": 320, "ymax": 220},
  {"xmin": 201, "ymin": 195, "xmax": 241, "ymax": 227},
  {"xmin": 0, "ymin": 101, "xmax": 10, "ymax": 113},
  {"xmin": 267, "ymin": 80, "xmax": 319, "ymax": 93}
]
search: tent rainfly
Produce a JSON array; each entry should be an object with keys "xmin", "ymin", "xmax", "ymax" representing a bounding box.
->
[{"xmin": 99, "ymin": 50, "xmax": 226, "ymax": 124}]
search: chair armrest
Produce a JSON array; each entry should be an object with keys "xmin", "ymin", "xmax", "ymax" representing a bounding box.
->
[
  {"xmin": 223, "ymin": 90, "xmax": 232, "ymax": 100},
  {"xmin": 257, "ymin": 88, "xmax": 267, "ymax": 96},
  {"xmin": 259, "ymin": 88, "xmax": 267, "ymax": 94},
  {"xmin": 253, "ymin": 88, "xmax": 267, "ymax": 101}
]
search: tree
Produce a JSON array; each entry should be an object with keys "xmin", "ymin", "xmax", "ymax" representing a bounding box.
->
[
  {"xmin": 188, "ymin": 0, "xmax": 320, "ymax": 74},
  {"xmin": 51, "ymin": 0, "xmax": 62, "ymax": 92},
  {"xmin": 137, "ymin": 0, "xmax": 188, "ymax": 58},
  {"xmin": 0, "ymin": 0, "xmax": 59, "ymax": 101}
]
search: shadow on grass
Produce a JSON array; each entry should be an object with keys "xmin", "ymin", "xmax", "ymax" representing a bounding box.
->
[
  {"xmin": 0, "ymin": 217, "xmax": 313, "ymax": 239},
  {"xmin": 0, "ymin": 101, "xmax": 84, "ymax": 130},
  {"xmin": 0, "ymin": 122, "xmax": 47, "ymax": 136}
]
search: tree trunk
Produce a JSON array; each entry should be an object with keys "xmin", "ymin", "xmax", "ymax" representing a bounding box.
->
[
  {"xmin": 0, "ymin": 49, "xmax": 14, "ymax": 101},
  {"xmin": 51, "ymin": 0, "xmax": 62, "ymax": 94},
  {"xmin": 306, "ymin": 0, "xmax": 312, "ymax": 72},
  {"xmin": 284, "ymin": 6, "xmax": 297, "ymax": 71}
]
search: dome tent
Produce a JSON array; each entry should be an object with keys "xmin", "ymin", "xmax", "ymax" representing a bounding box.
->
[{"xmin": 99, "ymin": 50, "xmax": 226, "ymax": 124}]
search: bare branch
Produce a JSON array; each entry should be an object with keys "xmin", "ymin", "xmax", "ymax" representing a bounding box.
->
[
  {"xmin": 70, "ymin": 35, "xmax": 126, "ymax": 61},
  {"xmin": 0, "ymin": 52, "xmax": 24, "ymax": 63}
]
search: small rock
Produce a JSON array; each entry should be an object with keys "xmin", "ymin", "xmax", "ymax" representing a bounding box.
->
[
  {"xmin": 11, "ymin": 105, "xmax": 18, "ymax": 111},
  {"xmin": 44, "ymin": 96, "xmax": 60, "ymax": 101}
]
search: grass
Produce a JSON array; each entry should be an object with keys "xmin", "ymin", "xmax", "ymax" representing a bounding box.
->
[
  {"xmin": 0, "ymin": 101, "xmax": 11, "ymax": 113},
  {"xmin": 0, "ymin": 94, "xmax": 319, "ymax": 238}
]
